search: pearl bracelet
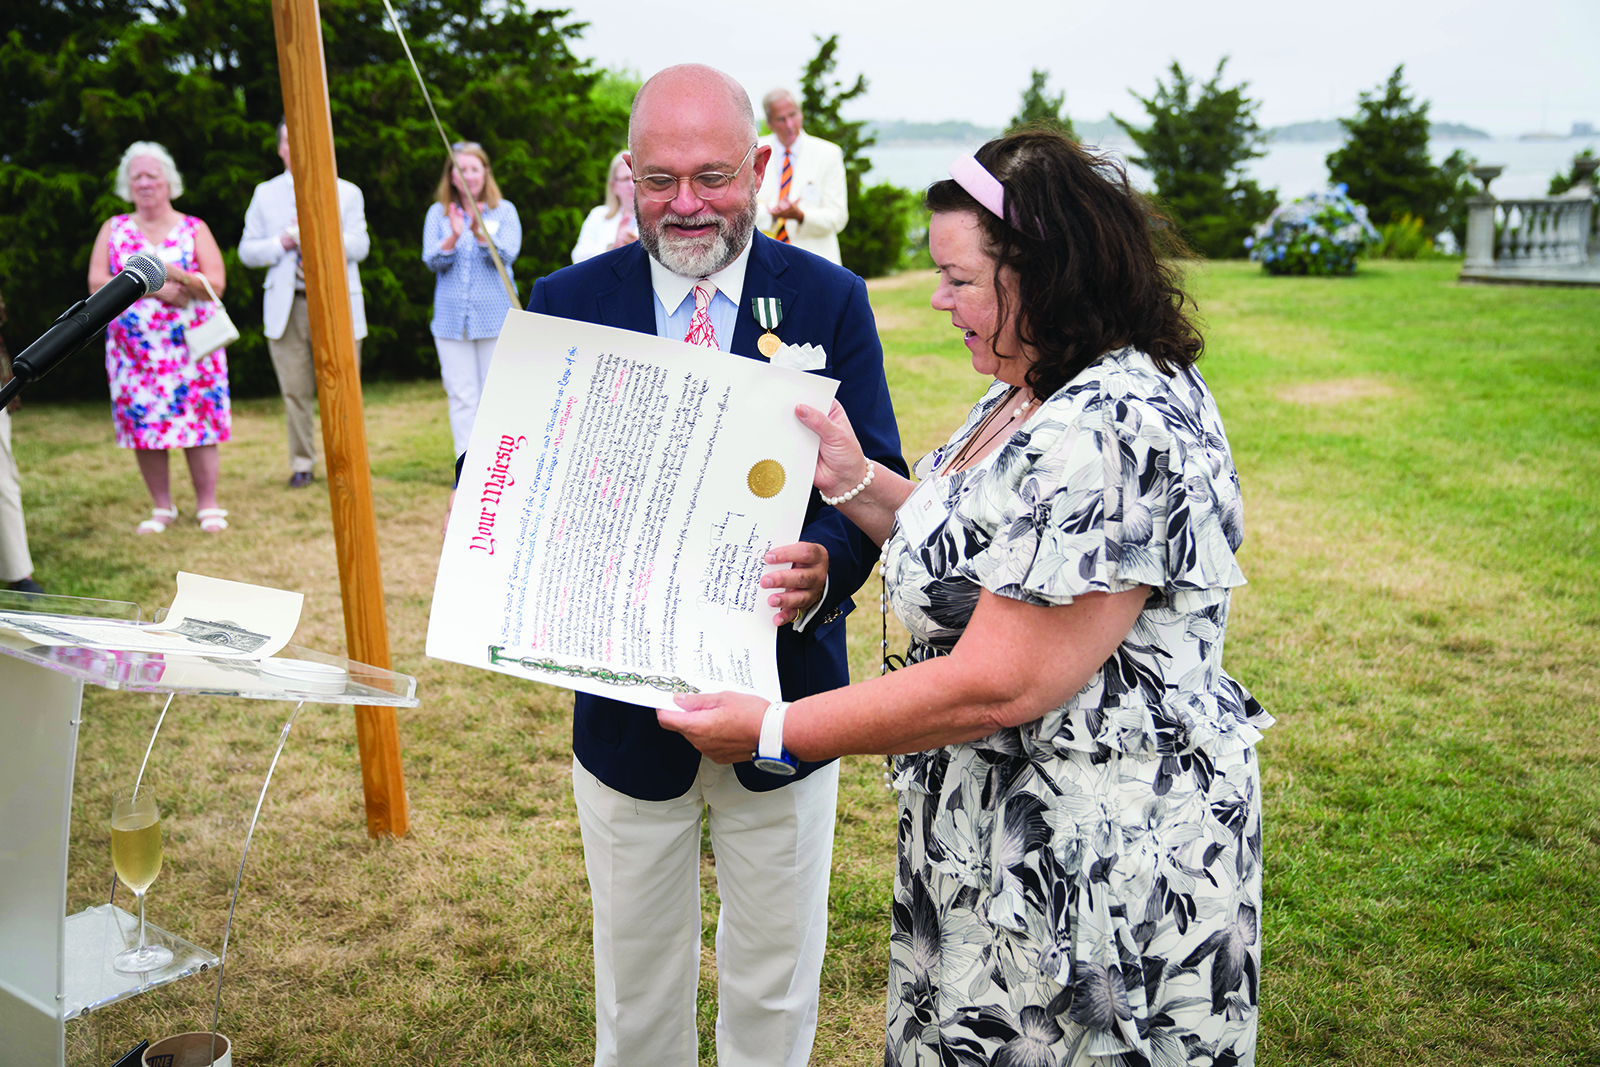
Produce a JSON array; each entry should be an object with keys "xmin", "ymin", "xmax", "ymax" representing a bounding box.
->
[{"xmin": 821, "ymin": 460, "xmax": 875, "ymax": 507}]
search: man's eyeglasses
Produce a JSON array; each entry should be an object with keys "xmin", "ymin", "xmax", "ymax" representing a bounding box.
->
[{"xmin": 634, "ymin": 143, "xmax": 758, "ymax": 202}]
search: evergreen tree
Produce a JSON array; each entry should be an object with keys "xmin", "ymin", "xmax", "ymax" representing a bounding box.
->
[
  {"xmin": 796, "ymin": 36, "xmax": 871, "ymax": 196},
  {"xmin": 591, "ymin": 67, "xmax": 643, "ymax": 120},
  {"xmin": 1549, "ymin": 147, "xmax": 1597, "ymax": 195},
  {"xmin": 0, "ymin": 0, "xmax": 629, "ymax": 400},
  {"xmin": 1437, "ymin": 147, "xmax": 1478, "ymax": 251},
  {"xmin": 1114, "ymin": 58, "xmax": 1275, "ymax": 259},
  {"xmin": 1009, "ymin": 69, "xmax": 1075, "ymax": 139},
  {"xmin": 796, "ymin": 35, "xmax": 913, "ymax": 279},
  {"xmin": 1326, "ymin": 66, "xmax": 1462, "ymax": 234}
]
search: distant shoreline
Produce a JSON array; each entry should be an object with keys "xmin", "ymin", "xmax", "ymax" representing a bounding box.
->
[
  {"xmin": 862, "ymin": 134, "xmax": 1590, "ymax": 202},
  {"xmin": 861, "ymin": 118, "xmax": 1596, "ymax": 147}
]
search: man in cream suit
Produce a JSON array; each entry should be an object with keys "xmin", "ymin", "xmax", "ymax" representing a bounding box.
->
[
  {"xmin": 239, "ymin": 121, "xmax": 369, "ymax": 488},
  {"xmin": 755, "ymin": 89, "xmax": 848, "ymax": 265}
]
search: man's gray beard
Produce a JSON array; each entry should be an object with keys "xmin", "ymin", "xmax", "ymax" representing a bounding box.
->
[{"xmin": 639, "ymin": 191, "xmax": 757, "ymax": 277}]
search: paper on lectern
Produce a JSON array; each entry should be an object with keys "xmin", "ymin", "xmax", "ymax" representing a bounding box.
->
[
  {"xmin": 0, "ymin": 572, "xmax": 303, "ymax": 658},
  {"xmin": 426, "ymin": 310, "xmax": 838, "ymax": 704}
]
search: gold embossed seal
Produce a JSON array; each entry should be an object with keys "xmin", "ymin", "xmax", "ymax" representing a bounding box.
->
[{"xmin": 747, "ymin": 459, "xmax": 785, "ymax": 498}]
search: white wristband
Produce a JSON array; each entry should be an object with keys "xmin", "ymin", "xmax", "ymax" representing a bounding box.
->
[
  {"xmin": 753, "ymin": 701, "xmax": 797, "ymax": 776},
  {"xmin": 821, "ymin": 461, "xmax": 874, "ymax": 507}
]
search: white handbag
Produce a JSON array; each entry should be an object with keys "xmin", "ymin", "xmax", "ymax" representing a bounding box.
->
[{"xmin": 184, "ymin": 272, "xmax": 240, "ymax": 359}]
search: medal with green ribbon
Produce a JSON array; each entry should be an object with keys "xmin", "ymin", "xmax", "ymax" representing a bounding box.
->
[{"xmin": 750, "ymin": 296, "xmax": 784, "ymax": 358}]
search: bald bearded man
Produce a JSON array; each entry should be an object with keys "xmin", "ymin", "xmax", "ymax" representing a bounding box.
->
[{"xmin": 527, "ymin": 64, "xmax": 903, "ymax": 1067}]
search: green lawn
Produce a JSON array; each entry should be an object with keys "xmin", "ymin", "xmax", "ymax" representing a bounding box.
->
[{"xmin": 17, "ymin": 259, "xmax": 1599, "ymax": 1064}]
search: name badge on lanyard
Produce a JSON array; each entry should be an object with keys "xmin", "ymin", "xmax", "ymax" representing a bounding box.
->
[{"xmin": 895, "ymin": 476, "xmax": 949, "ymax": 547}]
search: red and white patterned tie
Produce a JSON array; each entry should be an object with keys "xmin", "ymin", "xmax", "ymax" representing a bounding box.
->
[
  {"xmin": 683, "ymin": 279, "xmax": 718, "ymax": 348},
  {"xmin": 774, "ymin": 149, "xmax": 793, "ymax": 243}
]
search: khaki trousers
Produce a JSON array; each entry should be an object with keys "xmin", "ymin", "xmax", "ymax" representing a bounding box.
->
[
  {"xmin": 268, "ymin": 294, "xmax": 361, "ymax": 474},
  {"xmin": 0, "ymin": 408, "xmax": 33, "ymax": 582},
  {"xmin": 572, "ymin": 756, "xmax": 836, "ymax": 1067}
]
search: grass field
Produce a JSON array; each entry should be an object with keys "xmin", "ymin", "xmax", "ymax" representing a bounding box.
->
[{"xmin": 15, "ymin": 259, "xmax": 1598, "ymax": 1064}]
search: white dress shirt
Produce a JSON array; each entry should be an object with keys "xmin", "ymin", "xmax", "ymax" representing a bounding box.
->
[{"xmin": 647, "ymin": 236, "xmax": 752, "ymax": 346}]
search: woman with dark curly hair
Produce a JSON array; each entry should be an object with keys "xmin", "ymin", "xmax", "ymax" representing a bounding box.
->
[{"xmin": 660, "ymin": 129, "xmax": 1270, "ymax": 1064}]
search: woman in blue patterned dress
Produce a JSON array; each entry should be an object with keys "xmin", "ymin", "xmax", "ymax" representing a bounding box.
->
[
  {"xmin": 423, "ymin": 141, "xmax": 521, "ymax": 459},
  {"xmin": 660, "ymin": 130, "xmax": 1272, "ymax": 1065}
]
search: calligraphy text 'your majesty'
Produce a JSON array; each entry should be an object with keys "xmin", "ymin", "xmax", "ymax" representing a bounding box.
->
[{"xmin": 471, "ymin": 434, "xmax": 526, "ymax": 554}]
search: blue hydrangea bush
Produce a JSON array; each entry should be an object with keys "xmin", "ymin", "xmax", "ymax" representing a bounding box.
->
[{"xmin": 1245, "ymin": 186, "xmax": 1380, "ymax": 275}]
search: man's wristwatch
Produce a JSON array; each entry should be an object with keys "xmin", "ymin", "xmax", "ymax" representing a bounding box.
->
[{"xmin": 752, "ymin": 700, "xmax": 798, "ymax": 776}]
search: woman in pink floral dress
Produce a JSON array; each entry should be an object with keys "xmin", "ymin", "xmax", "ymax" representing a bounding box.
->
[{"xmin": 89, "ymin": 141, "xmax": 232, "ymax": 533}]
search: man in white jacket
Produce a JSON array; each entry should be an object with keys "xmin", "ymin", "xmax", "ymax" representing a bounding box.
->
[
  {"xmin": 755, "ymin": 89, "xmax": 849, "ymax": 265},
  {"xmin": 238, "ymin": 121, "xmax": 369, "ymax": 488}
]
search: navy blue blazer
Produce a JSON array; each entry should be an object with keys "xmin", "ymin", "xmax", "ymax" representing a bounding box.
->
[{"xmin": 527, "ymin": 234, "xmax": 905, "ymax": 800}]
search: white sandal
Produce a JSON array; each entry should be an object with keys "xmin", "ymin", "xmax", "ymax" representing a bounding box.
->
[
  {"xmin": 197, "ymin": 507, "xmax": 229, "ymax": 533},
  {"xmin": 136, "ymin": 507, "xmax": 179, "ymax": 535}
]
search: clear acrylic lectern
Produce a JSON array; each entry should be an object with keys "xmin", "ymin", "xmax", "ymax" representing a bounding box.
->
[{"xmin": 0, "ymin": 590, "xmax": 418, "ymax": 1067}]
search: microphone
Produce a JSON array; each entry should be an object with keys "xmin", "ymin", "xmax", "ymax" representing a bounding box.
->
[{"xmin": 10, "ymin": 253, "xmax": 168, "ymax": 385}]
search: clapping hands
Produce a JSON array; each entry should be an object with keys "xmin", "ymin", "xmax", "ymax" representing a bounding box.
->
[
  {"xmin": 770, "ymin": 196, "xmax": 805, "ymax": 222},
  {"xmin": 447, "ymin": 201, "xmax": 488, "ymax": 245},
  {"xmin": 609, "ymin": 214, "xmax": 638, "ymax": 250}
]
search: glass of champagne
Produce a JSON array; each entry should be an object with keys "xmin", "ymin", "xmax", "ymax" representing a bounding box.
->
[{"xmin": 111, "ymin": 785, "xmax": 172, "ymax": 972}]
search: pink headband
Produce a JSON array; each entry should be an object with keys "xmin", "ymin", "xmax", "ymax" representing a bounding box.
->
[{"xmin": 949, "ymin": 154, "xmax": 1006, "ymax": 222}]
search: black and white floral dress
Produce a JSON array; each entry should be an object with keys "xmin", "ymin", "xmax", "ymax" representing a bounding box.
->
[{"xmin": 883, "ymin": 348, "xmax": 1272, "ymax": 1066}]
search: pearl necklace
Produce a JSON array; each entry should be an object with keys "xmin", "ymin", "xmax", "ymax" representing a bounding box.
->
[{"xmin": 944, "ymin": 386, "xmax": 1037, "ymax": 475}]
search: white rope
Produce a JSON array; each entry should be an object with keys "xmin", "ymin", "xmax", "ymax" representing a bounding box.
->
[{"xmin": 377, "ymin": 0, "xmax": 520, "ymax": 306}]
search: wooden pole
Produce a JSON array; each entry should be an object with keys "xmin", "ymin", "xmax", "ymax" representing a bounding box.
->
[{"xmin": 271, "ymin": 0, "xmax": 409, "ymax": 838}]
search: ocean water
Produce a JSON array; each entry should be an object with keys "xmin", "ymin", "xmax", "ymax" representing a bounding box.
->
[{"xmin": 863, "ymin": 137, "xmax": 1595, "ymax": 203}]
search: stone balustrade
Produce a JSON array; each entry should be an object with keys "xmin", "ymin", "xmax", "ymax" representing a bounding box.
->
[
  {"xmin": 1461, "ymin": 156, "xmax": 1599, "ymax": 286},
  {"xmin": 1493, "ymin": 198, "xmax": 1594, "ymax": 266}
]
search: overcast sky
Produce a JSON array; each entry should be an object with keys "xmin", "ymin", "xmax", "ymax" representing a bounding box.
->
[{"xmin": 556, "ymin": 0, "xmax": 1597, "ymax": 137}]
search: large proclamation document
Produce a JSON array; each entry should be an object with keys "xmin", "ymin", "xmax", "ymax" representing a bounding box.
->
[{"xmin": 427, "ymin": 310, "xmax": 839, "ymax": 703}]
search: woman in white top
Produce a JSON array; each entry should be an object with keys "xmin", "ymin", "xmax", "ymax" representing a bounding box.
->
[{"xmin": 570, "ymin": 150, "xmax": 637, "ymax": 264}]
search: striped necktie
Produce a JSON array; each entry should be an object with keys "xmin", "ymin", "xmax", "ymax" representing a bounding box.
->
[
  {"xmin": 684, "ymin": 280, "xmax": 718, "ymax": 348},
  {"xmin": 774, "ymin": 148, "xmax": 792, "ymax": 243}
]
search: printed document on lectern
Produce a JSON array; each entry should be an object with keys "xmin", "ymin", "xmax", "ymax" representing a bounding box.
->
[
  {"xmin": 0, "ymin": 572, "xmax": 303, "ymax": 658},
  {"xmin": 426, "ymin": 310, "xmax": 838, "ymax": 704}
]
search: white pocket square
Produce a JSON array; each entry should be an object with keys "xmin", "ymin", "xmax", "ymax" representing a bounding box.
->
[{"xmin": 772, "ymin": 342, "xmax": 827, "ymax": 371}]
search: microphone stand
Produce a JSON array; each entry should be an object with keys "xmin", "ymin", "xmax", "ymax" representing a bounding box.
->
[
  {"xmin": 0, "ymin": 374, "xmax": 25, "ymax": 410},
  {"xmin": 5, "ymin": 258, "xmax": 163, "ymax": 409},
  {"xmin": 1, "ymin": 294, "xmax": 109, "ymax": 408}
]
